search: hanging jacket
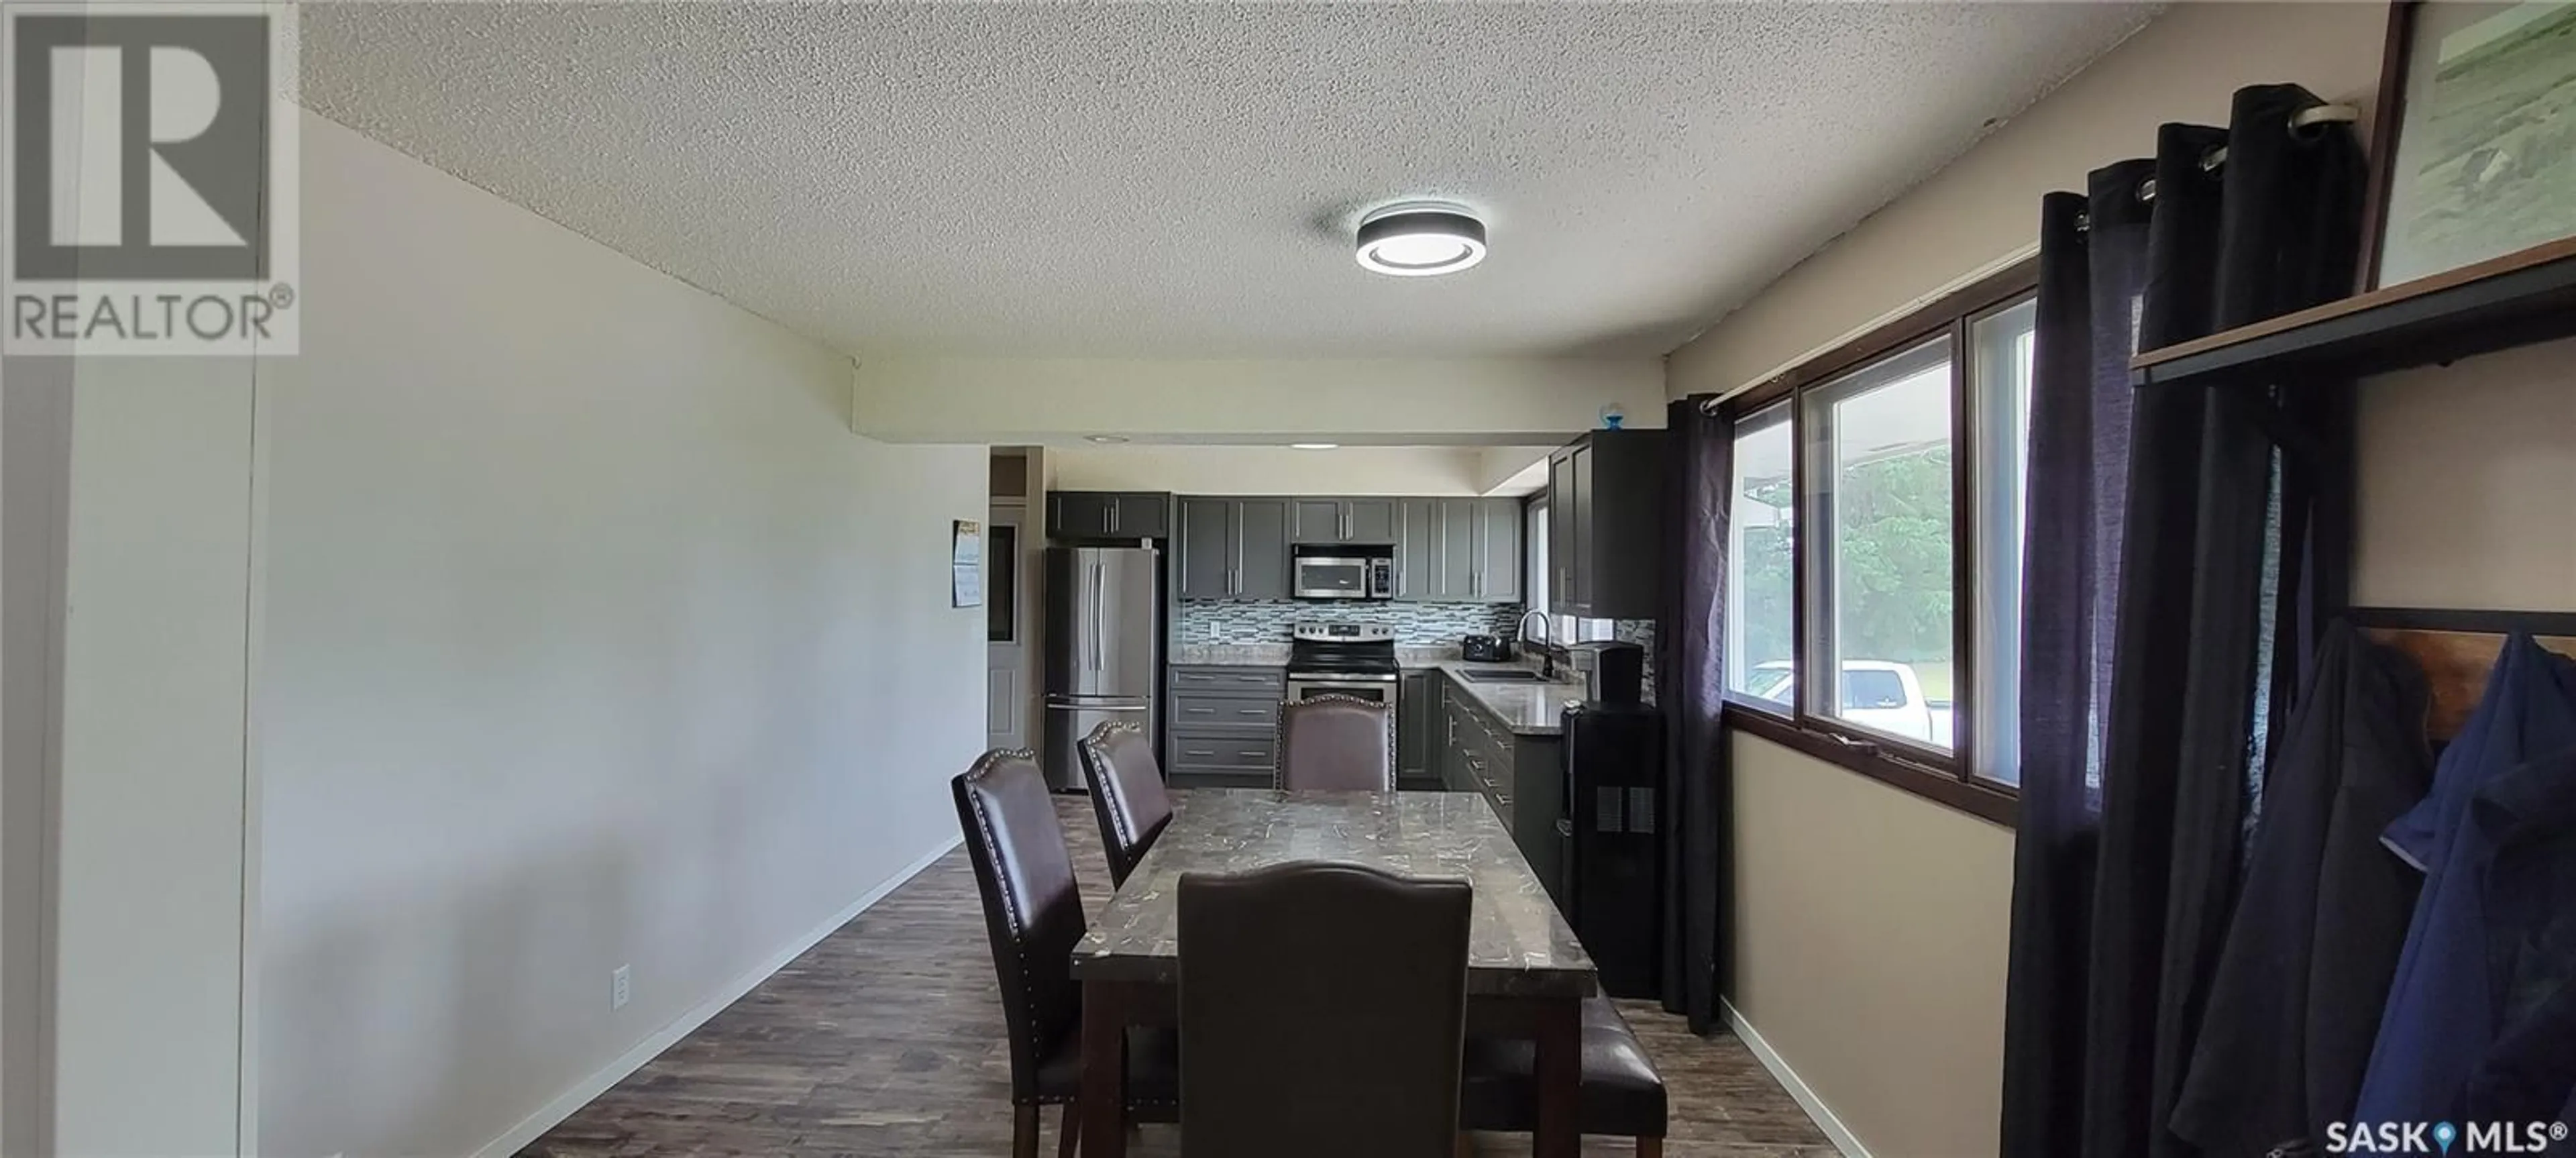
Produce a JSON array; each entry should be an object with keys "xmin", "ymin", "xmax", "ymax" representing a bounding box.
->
[
  {"xmin": 2169, "ymin": 623, "xmax": 2432, "ymax": 1155},
  {"xmin": 2458, "ymin": 746, "xmax": 2576, "ymax": 1128},
  {"xmin": 2353, "ymin": 635, "xmax": 2576, "ymax": 1126}
]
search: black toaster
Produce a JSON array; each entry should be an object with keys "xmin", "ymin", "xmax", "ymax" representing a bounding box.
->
[{"xmin": 1461, "ymin": 635, "xmax": 1511, "ymax": 662}]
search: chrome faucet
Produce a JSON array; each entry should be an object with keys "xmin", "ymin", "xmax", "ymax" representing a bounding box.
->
[{"xmin": 1514, "ymin": 609, "xmax": 1556, "ymax": 680}]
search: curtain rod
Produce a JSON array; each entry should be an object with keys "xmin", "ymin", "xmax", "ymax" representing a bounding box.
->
[{"xmin": 2074, "ymin": 104, "xmax": 2357, "ymax": 232}]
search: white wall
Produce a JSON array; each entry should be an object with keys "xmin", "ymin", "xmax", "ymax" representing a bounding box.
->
[
  {"xmin": 1049, "ymin": 444, "xmax": 1555, "ymax": 496},
  {"xmin": 853, "ymin": 354, "xmax": 1665, "ymax": 444},
  {"xmin": 255, "ymin": 113, "xmax": 987, "ymax": 1158},
  {"xmin": 2355, "ymin": 339, "xmax": 2576, "ymax": 613}
]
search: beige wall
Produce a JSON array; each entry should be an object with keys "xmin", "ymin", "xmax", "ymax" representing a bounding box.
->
[
  {"xmin": 2355, "ymin": 338, "xmax": 2576, "ymax": 613},
  {"xmin": 1670, "ymin": 5, "xmax": 2404, "ymax": 1157},
  {"xmin": 1668, "ymin": 1, "xmax": 2388, "ymax": 403},
  {"xmin": 256, "ymin": 113, "xmax": 988, "ymax": 1158},
  {"xmin": 1049, "ymin": 444, "xmax": 1556, "ymax": 496},
  {"xmin": 1727, "ymin": 734, "xmax": 2014, "ymax": 1155},
  {"xmin": 853, "ymin": 354, "xmax": 1664, "ymax": 444}
]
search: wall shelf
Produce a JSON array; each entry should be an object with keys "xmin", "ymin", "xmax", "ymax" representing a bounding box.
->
[{"xmin": 2129, "ymin": 238, "xmax": 2576, "ymax": 389}]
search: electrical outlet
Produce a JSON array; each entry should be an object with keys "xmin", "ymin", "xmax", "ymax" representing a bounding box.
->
[{"xmin": 611, "ymin": 964, "xmax": 631, "ymax": 1011}]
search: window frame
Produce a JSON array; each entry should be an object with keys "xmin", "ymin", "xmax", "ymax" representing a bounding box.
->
[{"xmin": 1712, "ymin": 259, "xmax": 2038, "ymax": 826}]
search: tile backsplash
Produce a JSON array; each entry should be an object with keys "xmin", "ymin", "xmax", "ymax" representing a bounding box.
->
[{"xmin": 1180, "ymin": 600, "xmax": 1528, "ymax": 645}]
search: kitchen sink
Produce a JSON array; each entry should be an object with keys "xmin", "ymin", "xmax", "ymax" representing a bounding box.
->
[{"xmin": 1459, "ymin": 668, "xmax": 1546, "ymax": 683}]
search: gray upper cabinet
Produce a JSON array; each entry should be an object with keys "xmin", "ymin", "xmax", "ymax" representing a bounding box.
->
[
  {"xmin": 1175, "ymin": 498, "xmax": 1232, "ymax": 600},
  {"xmin": 1393, "ymin": 498, "xmax": 1519, "ymax": 602},
  {"xmin": 1475, "ymin": 498, "xmax": 1522, "ymax": 602},
  {"xmin": 1290, "ymin": 500, "xmax": 1344, "ymax": 543},
  {"xmin": 1291, "ymin": 498, "xmax": 1397, "ymax": 545},
  {"xmin": 1179, "ymin": 498, "xmax": 1293, "ymax": 600},
  {"xmin": 1343, "ymin": 500, "xmax": 1397, "ymax": 544},
  {"xmin": 1047, "ymin": 490, "xmax": 1171, "ymax": 540},
  {"xmin": 1234, "ymin": 500, "xmax": 1290, "ymax": 599},
  {"xmin": 1546, "ymin": 430, "xmax": 1664, "ymax": 619}
]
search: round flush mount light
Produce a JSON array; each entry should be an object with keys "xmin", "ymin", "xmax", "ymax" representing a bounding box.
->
[
  {"xmin": 1085, "ymin": 434, "xmax": 1130, "ymax": 444},
  {"xmin": 1290, "ymin": 442, "xmax": 1340, "ymax": 450},
  {"xmin": 1355, "ymin": 201, "xmax": 1487, "ymax": 277}
]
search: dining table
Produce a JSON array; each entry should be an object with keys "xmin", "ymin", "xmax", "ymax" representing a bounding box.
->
[{"xmin": 1069, "ymin": 788, "xmax": 1599, "ymax": 1157}]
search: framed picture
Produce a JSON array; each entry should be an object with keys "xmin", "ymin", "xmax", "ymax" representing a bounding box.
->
[{"xmin": 2361, "ymin": 0, "xmax": 2576, "ymax": 288}]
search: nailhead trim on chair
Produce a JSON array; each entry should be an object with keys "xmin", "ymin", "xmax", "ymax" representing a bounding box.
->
[
  {"xmin": 1273, "ymin": 694, "xmax": 1398, "ymax": 791},
  {"xmin": 961, "ymin": 748, "xmax": 1053, "ymax": 1092},
  {"xmin": 1077, "ymin": 720, "xmax": 1148, "ymax": 849}
]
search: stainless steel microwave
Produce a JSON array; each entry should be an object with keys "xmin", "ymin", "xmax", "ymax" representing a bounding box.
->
[{"xmin": 1291, "ymin": 548, "xmax": 1394, "ymax": 600}]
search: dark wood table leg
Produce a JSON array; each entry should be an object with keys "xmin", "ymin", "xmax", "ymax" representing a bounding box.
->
[
  {"xmin": 1532, "ymin": 994, "xmax": 1582, "ymax": 1158},
  {"xmin": 1081, "ymin": 979, "xmax": 1132, "ymax": 1158}
]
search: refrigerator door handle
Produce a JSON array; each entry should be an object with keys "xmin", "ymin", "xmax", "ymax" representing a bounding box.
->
[{"xmin": 1089, "ymin": 559, "xmax": 1105, "ymax": 673}]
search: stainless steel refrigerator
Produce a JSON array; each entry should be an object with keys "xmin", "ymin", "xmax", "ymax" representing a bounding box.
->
[{"xmin": 1042, "ymin": 545, "xmax": 1161, "ymax": 790}]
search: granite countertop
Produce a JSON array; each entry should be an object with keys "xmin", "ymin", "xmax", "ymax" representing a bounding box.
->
[
  {"xmin": 1430, "ymin": 660, "xmax": 1591, "ymax": 738},
  {"xmin": 1071, "ymin": 788, "xmax": 1595, "ymax": 996},
  {"xmin": 1170, "ymin": 643, "xmax": 1290, "ymax": 666}
]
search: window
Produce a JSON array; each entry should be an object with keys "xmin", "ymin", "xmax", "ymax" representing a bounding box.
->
[
  {"xmin": 1802, "ymin": 337, "xmax": 1954, "ymax": 752},
  {"xmin": 1726, "ymin": 403, "xmax": 1794, "ymax": 708},
  {"xmin": 1712, "ymin": 261, "xmax": 2037, "ymax": 823},
  {"xmin": 986, "ymin": 523, "xmax": 1019, "ymax": 643},
  {"xmin": 1525, "ymin": 497, "xmax": 1549, "ymax": 620},
  {"xmin": 1970, "ymin": 299, "xmax": 2037, "ymax": 786}
]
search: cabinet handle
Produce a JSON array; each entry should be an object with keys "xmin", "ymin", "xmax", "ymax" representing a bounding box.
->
[
  {"xmin": 1185, "ymin": 707, "xmax": 1214, "ymax": 715},
  {"xmin": 1109, "ymin": 503, "xmax": 1120, "ymax": 534},
  {"xmin": 1238, "ymin": 749, "xmax": 1265, "ymax": 759},
  {"xmin": 1184, "ymin": 747, "xmax": 1216, "ymax": 758}
]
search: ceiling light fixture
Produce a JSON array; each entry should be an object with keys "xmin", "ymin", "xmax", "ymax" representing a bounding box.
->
[
  {"xmin": 1085, "ymin": 434, "xmax": 1130, "ymax": 444},
  {"xmin": 1355, "ymin": 201, "xmax": 1487, "ymax": 277},
  {"xmin": 1290, "ymin": 442, "xmax": 1340, "ymax": 450}
]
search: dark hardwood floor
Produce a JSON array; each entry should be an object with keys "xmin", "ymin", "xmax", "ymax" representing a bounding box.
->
[{"xmin": 521, "ymin": 796, "xmax": 1836, "ymax": 1157}]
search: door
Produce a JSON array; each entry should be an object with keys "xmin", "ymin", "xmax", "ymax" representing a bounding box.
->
[
  {"xmin": 1395, "ymin": 500, "xmax": 1437, "ymax": 600},
  {"xmin": 986, "ymin": 507, "xmax": 1030, "ymax": 752},
  {"xmin": 1568, "ymin": 444, "xmax": 1595, "ymax": 612},
  {"xmin": 1048, "ymin": 547, "xmax": 1160, "ymax": 702},
  {"xmin": 1114, "ymin": 493, "xmax": 1171, "ymax": 539},
  {"xmin": 1234, "ymin": 500, "xmax": 1291, "ymax": 599},
  {"xmin": 1343, "ymin": 500, "xmax": 1396, "ymax": 543},
  {"xmin": 1290, "ymin": 498, "xmax": 1345, "ymax": 543},
  {"xmin": 1475, "ymin": 498, "xmax": 1523, "ymax": 602},
  {"xmin": 1549, "ymin": 452, "xmax": 1578, "ymax": 607},
  {"xmin": 1176, "ymin": 498, "xmax": 1230, "ymax": 599},
  {"xmin": 1436, "ymin": 500, "xmax": 1477, "ymax": 598}
]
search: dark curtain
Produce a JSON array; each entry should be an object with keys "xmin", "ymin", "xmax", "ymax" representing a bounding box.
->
[
  {"xmin": 1999, "ymin": 84, "xmax": 2365, "ymax": 1158},
  {"xmin": 1658, "ymin": 397, "xmax": 1732, "ymax": 1032}
]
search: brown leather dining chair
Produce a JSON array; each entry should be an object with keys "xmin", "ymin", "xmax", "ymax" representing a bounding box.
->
[
  {"xmin": 1275, "ymin": 694, "xmax": 1398, "ymax": 791},
  {"xmin": 953, "ymin": 749, "xmax": 1177, "ymax": 1158},
  {"xmin": 1076, "ymin": 720, "xmax": 1175, "ymax": 888},
  {"xmin": 1176, "ymin": 862, "xmax": 1472, "ymax": 1158},
  {"xmin": 1459, "ymin": 994, "xmax": 1670, "ymax": 1157}
]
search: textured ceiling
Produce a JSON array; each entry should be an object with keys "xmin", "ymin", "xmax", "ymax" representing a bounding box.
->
[{"xmin": 301, "ymin": 3, "xmax": 2156, "ymax": 359}]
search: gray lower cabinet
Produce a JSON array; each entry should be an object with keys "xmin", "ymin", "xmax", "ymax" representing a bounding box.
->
[
  {"xmin": 1177, "ymin": 498, "xmax": 1291, "ymax": 600},
  {"xmin": 1432, "ymin": 671, "xmax": 1568, "ymax": 909},
  {"xmin": 1167, "ymin": 665, "xmax": 1285, "ymax": 787},
  {"xmin": 1399, "ymin": 670, "xmax": 1434, "ymax": 785}
]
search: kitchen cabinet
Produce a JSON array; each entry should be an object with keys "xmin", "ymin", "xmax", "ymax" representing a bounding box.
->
[
  {"xmin": 1046, "ymin": 490, "xmax": 1171, "ymax": 540},
  {"xmin": 1434, "ymin": 670, "xmax": 1570, "ymax": 910},
  {"xmin": 1393, "ymin": 498, "xmax": 1521, "ymax": 602},
  {"xmin": 1167, "ymin": 665, "xmax": 1285, "ymax": 788},
  {"xmin": 1545, "ymin": 430, "xmax": 1664, "ymax": 619},
  {"xmin": 1291, "ymin": 498, "xmax": 1397, "ymax": 545},
  {"xmin": 1176, "ymin": 498, "xmax": 1291, "ymax": 600},
  {"xmin": 1399, "ymin": 670, "xmax": 1434, "ymax": 785}
]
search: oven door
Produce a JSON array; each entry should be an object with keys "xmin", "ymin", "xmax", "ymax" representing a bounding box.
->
[
  {"xmin": 1286, "ymin": 674, "xmax": 1399, "ymax": 705},
  {"xmin": 1292, "ymin": 556, "xmax": 1374, "ymax": 600}
]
